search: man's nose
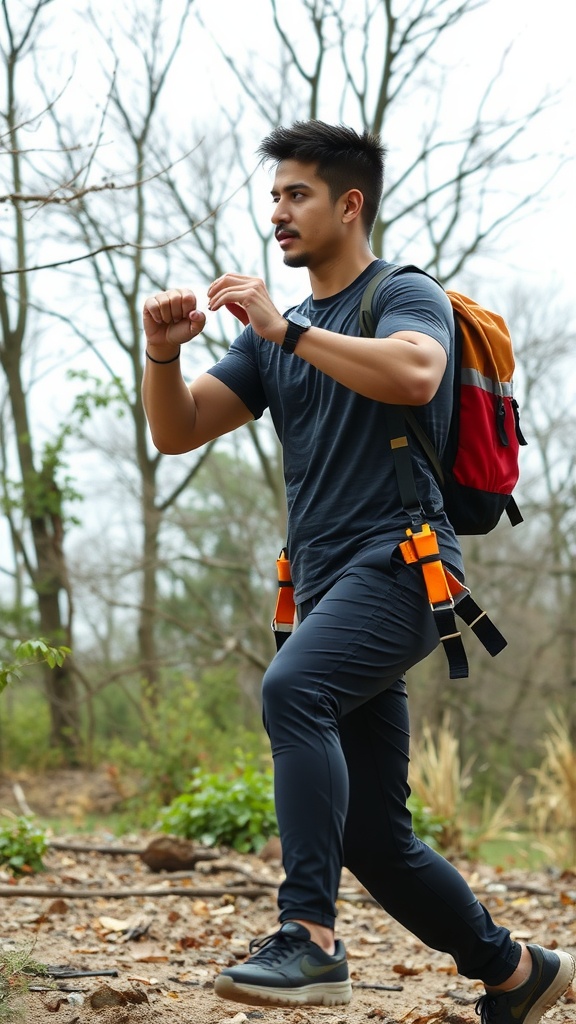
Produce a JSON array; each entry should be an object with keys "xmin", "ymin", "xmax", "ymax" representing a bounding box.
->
[{"xmin": 271, "ymin": 201, "xmax": 290, "ymax": 224}]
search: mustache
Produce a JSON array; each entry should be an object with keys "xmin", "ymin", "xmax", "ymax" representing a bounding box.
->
[{"xmin": 275, "ymin": 228, "xmax": 300, "ymax": 240}]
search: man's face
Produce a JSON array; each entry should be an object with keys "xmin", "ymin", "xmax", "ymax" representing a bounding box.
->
[{"xmin": 270, "ymin": 159, "xmax": 343, "ymax": 269}]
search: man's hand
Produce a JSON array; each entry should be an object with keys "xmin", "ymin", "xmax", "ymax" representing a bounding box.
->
[
  {"xmin": 207, "ymin": 274, "xmax": 286, "ymax": 344},
  {"xmin": 143, "ymin": 289, "xmax": 206, "ymax": 351}
]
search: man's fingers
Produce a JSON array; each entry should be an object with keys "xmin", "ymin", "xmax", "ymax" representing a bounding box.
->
[
  {"xmin": 164, "ymin": 309, "xmax": 206, "ymax": 345},
  {"xmin": 144, "ymin": 289, "xmax": 198, "ymax": 325},
  {"xmin": 186, "ymin": 310, "xmax": 207, "ymax": 336},
  {"xmin": 225, "ymin": 302, "xmax": 250, "ymax": 326},
  {"xmin": 143, "ymin": 289, "xmax": 206, "ymax": 348}
]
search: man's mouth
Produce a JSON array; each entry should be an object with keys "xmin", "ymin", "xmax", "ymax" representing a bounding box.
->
[{"xmin": 276, "ymin": 229, "xmax": 299, "ymax": 248}]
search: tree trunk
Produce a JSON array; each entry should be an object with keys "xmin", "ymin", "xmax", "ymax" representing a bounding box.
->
[
  {"xmin": 32, "ymin": 512, "xmax": 81, "ymax": 759},
  {"xmin": 5, "ymin": 362, "xmax": 81, "ymax": 760}
]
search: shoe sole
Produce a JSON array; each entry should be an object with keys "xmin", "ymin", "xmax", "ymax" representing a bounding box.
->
[
  {"xmin": 523, "ymin": 951, "xmax": 575, "ymax": 1024},
  {"xmin": 213, "ymin": 973, "xmax": 352, "ymax": 1007}
]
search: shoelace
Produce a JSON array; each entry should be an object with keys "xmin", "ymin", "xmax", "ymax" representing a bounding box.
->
[
  {"xmin": 247, "ymin": 929, "xmax": 305, "ymax": 967},
  {"xmin": 475, "ymin": 993, "xmax": 499, "ymax": 1022}
]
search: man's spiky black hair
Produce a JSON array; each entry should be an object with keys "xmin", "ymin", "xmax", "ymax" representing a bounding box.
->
[{"xmin": 258, "ymin": 119, "xmax": 386, "ymax": 237}]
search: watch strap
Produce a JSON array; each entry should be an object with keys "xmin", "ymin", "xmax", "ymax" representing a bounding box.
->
[{"xmin": 281, "ymin": 318, "xmax": 310, "ymax": 354}]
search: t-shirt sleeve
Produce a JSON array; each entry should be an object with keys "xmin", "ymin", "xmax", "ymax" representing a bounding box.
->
[
  {"xmin": 206, "ymin": 327, "xmax": 268, "ymax": 420},
  {"xmin": 374, "ymin": 271, "xmax": 453, "ymax": 355}
]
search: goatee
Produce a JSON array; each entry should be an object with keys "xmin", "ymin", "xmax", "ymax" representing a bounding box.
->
[{"xmin": 283, "ymin": 251, "xmax": 310, "ymax": 269}]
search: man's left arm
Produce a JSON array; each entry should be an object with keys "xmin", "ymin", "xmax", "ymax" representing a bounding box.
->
[{"xmin": 207, "ymin": 273, "xmax": 448, "ymax": 406}]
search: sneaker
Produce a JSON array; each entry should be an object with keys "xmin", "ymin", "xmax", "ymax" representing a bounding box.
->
[
  {"xmin": 475, "ymin": 944, "xmax": 575, "ymax": 1023},
  {"xmin": 213, "ymin": 921, "xmax": 352, "ymax": 1007}
]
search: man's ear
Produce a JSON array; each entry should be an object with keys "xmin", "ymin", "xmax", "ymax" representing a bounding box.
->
[{"xmin": 341, "ymin": 189, "xmax": 364, "ymax": 223}]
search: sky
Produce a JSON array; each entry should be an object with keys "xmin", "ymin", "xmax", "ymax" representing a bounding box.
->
[{"xmin": 56, "ymin": 0, "xmax": 575, "ymax": 299}]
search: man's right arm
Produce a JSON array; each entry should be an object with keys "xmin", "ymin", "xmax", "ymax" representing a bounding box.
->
[
  {"xmin": 141, "ymin": 288, "xmax": 254, "ymax": 454},
  {"xmin": 142, "ymin": 365, "xmax": 254, "ymax": 454}
]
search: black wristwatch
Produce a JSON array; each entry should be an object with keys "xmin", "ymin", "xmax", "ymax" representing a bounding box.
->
[{"xmin": 281, "ymin": 310, "xmax": 312, "ymax": 354}]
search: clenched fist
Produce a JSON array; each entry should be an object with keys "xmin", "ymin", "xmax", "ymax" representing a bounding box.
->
[{"xmin": 143, "ymin": 288, "xmax": 206, "ymax": 351}]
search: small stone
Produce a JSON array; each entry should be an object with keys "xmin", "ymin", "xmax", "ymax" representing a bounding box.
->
[
  {"xmin": 140, "ymin": 835, "xmax": 200, "ymax": 872},
  {"xmin": 89, "ymin": 984, "xmax": 128, "ymax": 1009}
]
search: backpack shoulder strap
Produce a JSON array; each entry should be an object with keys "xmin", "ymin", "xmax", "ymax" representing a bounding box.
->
[
  {"xmin": 359, "ymin": 263, "xmax": 400, "ymax": 337},
  {"xmin": 359, "ymin": 262, "xmax": 434, "ymax": 337},
  {"xmin": 359, "ymin": 263, "xmax": 445, "ymax": 487}
]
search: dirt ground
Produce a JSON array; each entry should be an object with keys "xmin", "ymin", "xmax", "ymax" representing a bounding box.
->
[{"xmin": 1, "ymin": 771, "xmax": 575, "ymax": 1024}]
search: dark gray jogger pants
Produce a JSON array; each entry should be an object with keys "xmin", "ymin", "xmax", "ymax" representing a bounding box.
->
[{"xmin": 261, "ymin": 554, "xmax": 520, "ymax": 986}]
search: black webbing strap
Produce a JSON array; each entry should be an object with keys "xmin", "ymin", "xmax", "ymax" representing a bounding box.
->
[
  {"xmin": 431, "ymin": 604, "xmax": 470, "ymax": 680},
  {"xmin": 452, "ymin": 590, "xmax": 507, "ymax": 657},
  {"xmin": 385, "ymin": 406, "xmax": 427, "ymax": 530},
  {"xmin": 506, "ymin": 496, "xmax": 523, "ymax": 527}
]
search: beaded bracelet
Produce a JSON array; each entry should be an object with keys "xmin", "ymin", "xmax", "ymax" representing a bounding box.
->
[{"xmin": 145, "ymin": 349, "xmax": 180, "ymax": 364}]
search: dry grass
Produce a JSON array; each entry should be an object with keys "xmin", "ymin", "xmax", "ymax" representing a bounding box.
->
[
  {"xmin": 529, "ymin": 708, "xmax": 576, "ymax": 866},
  {"xmin": 0, "ymin": 944, "xmax": 47, "ymax": 1022},
  {"xmin": 410, "ymin": 713, "xmax": 520, "ymax": 856}
]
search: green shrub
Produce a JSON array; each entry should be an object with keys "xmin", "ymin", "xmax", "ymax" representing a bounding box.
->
[
  {"xmin": 407, "ymin": 794, "xmax": 445, "ymax": 849},
  {"xmin": 0, "ymin": 687, "xmax": 57, "ymax": 770},
  {"xmin": 0, "ymin": 817, "xmax": 48, "ymax": 876},
  {"xmin": 0, "ymin": 639, "xmax": 70, "ymax": 693},
  {"xmin": 101, "ymin": 678, "xmax": 267, "ymax": 827},
  {"xmin": 157, "ymin": 759, "xmax": 278, "ymax": 853}
]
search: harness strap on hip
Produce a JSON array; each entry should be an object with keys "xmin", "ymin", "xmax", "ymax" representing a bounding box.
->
[
  {"xmin": 272, "ymin": 548, "xmax": 295, "ymax": 651},
  {"xmin": 399, "ymin": 523, "xmax": 506, "ymax": 678},
  {"xmin": 271, "ymin": 530, "xmax": 507, "ymax": 673}
]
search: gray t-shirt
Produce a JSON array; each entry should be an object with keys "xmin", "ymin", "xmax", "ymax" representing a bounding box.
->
[{"xmin": 207, "ymin": 260, "xmax": 463, "ymax": 603}]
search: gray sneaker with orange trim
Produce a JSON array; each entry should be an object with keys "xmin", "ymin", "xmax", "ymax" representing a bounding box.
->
[
  {"xmin": 475, "ymin": 944, "xmax": 575, "ymax": 1023},
  {"xmin": 213, "ymin": 921, "xmax": 352, "ymax": 1007}
]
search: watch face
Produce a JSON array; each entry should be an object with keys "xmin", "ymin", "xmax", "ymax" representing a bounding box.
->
[{"xmin": 288, "ymin": 311, "xmax": 311, "ymax": 329}]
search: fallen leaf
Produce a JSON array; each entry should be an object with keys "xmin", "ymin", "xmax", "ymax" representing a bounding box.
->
[
  {"xmin": 99, "ymin": 916, "xmax": 128, "ymax": 932},
  {"xmin": 47, "ymin": 899, "xmax": 69, "ymax": 915},
  {"xmin": 393, "ymin": 963, "xmax": 426, "ymax": 976},
  {"xmin": 176, "ymin": 935, "xmax": 201, "ymax": 950},
  {"xmin": 130, "ymin": 943, "xmax": 169, "ymax": 963}
]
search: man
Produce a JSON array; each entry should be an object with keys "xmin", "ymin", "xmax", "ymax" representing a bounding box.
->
[{"xmin": 142, "ymin": 121, "xmax": 574, "ymax": 1024}]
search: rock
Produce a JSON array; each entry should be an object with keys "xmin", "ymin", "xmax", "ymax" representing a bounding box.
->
[
  {"xmin": 89, "ymin": 984, "xmax": 128, "ymax": 1008},
  {"xmin": 140, "ymin": 834, "xmax": 202, "ymax": 872},
  {"xmin": 258, "ymin": 836, "xmax": 282, "ymax": 863}
]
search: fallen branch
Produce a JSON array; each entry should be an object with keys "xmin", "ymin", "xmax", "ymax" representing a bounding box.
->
[
  {"xmin": 48, "ymin": 840, "xmax": 221, "ymax": 865},
  {"xmin": 29, "ymin": 966, "xmax": 119, "ymax": 979},
  {"xmin": 12, "ymin": 784, "xmax": 34, "ymax": 818},
  {"xmin": 48, "ymin": 841, "xmax": 148, "ymax": 856},
  {"xmin": 0, "ymin": 884, "xmax": 271, "ymax": 900}
]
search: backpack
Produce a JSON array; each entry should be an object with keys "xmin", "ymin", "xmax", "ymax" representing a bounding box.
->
[{"xmin": 358, "ymin": 264, "xmax": 527, "ymax": 535}]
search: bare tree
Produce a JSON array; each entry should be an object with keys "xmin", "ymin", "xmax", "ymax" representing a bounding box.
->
[
  {"xmin": 0, "ymin": 0, "xmax": 82, "ymax": 756},
  {"xmin": 1, "ymin": 0, "xmax": 570, "ymax": 766},
  {"xmin": 202, "ymin": 0, "xmax": 557, "ymax": 280}
]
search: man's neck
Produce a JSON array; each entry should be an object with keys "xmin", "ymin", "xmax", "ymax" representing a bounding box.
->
[{"xmin": 308, "ymin": 249, "xmax": 377, "ymax": 299}]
